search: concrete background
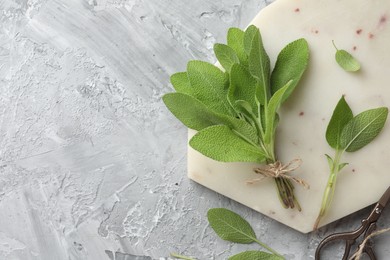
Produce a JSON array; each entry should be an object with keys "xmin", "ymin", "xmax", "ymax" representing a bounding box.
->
[{"xmin": 0, "ymin": 0, "xmax": 389, "ymax": 259}]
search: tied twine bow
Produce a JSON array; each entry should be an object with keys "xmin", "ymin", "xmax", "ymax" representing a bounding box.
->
[{"xmin": 247, "ymin": 158, "xmax": 310, "ymax": 189}]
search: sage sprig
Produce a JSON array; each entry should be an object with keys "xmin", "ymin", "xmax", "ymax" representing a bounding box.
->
[
  {"xmin": 314, "ymin": 96, "xmax": 388, "ymax": 229},
  {"xmin": 163, "ymin": 25, "xmax": 310, "ymax": 210}
]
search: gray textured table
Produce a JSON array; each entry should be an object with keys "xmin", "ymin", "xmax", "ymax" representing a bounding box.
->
[{"xmin": 0, "ymin": 0, "xmax": 389, "ymax": 259}]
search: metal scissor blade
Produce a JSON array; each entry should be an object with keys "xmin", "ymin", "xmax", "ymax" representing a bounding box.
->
[{"xmin": 378, "ymin": 186, "xmax": 390, "ymax": 208}]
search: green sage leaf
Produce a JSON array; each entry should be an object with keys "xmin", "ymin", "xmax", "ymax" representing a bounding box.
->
[
  {"xmin": 271, "ymin": 38, "xmax": 309, "ymax": 101},
  {"xmin": 227, "ymin": 27, "xmax": 247, "ymax": 65},
  {"xmin": 335, "ymin": 50, "xmax": 360, "ymax": 72},
  {"xmin": 332, "ymin": 41, "xmax": 361, "ymax": 72},
  {"xmin": 190, "ymin": 125, "xmax": 266, "ymax": 163},
  {"xmin": 163, "ymin": 92, "xmax": 225, "ymax": 130},
  {"xmin": 229, "ymin": 251, "xmax": 283, "ymax": 260},
  {"xmin": 340, "ymin": 107, "xmax": 388, "ymax": 152},
  {"xmin": 207, "ymin": 208, "xmax": 258, "ymax": 243},
  {"xmin": 187, "ymin": 60, "xmax": 231, "ymax": 115},
  {"xmin": 228, "ymin": 64, "xmax": 258, "ymax": 111},
  {"xmin": 326, "ymin": 96, "xmax": 353, "ymax": 149},
  {"xmin": 243, "ymin": 25, "xmax": 258, "ymax": 55},
  {"xmin": 338, "ymin": 163, "xmax": 349, "ymax": 171},
  {"xmin": 264, "ymin": 81, "xmax": 293, "ymax": 144},
  {"xmin": 245, "ymin": 26, "xmax": 270, "ymax": 104},
  {"xmin": 170, "ymin": 72, "xmax": 192, "ymax": 95},
  {"xmin": 235, "ymin": 100, "xmax": 254, "ymax": 114},
  {"xmin": 163, "ymin": 93, "xmax": 258, "ymax": 143},
  {"xmin": 214, "ymin": 43, "xmax": 240, "ymax": 72},
  {"xmin": 325, "ymin": 154, "xmax": 333, "ymax": 170}
]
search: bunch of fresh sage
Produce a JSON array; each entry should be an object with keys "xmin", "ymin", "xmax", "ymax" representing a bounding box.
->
[
  {"xmin": 163, "ymin": 25, "xmax": 310, "ymax": 210},
  {"xmin": 314, "ymin": 96, "xmax": 388, "ymax": 229}
]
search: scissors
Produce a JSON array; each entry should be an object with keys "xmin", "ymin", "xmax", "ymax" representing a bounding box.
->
[{"xmin": 315, "ymin": 186, "xmax": 390, "ymax": 260}]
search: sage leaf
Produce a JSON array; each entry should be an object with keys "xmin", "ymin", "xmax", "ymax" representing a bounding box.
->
[
  {"xmin": 234, "ymin": 100, "xmax": 259, "ymax": 128},
  {"xmin": 340, "ymin": 107, "xmax": 388, "ymax": 152},
  {"xmin": 170, "ymin": 72, "xmax": 192, "ymax": 96},
  {"xmin": 243, "ymin": 25, "xmax": 258, "ymax": 55},
  {"xmin": 214, "ymin": 43, "xmax": 240, "ymax": 72},
  {"xmin": 163, "ymin": 93, "xmax": 258, "ymax": 143},
  {"xmin": 229, "ymin": 251, "xmax": 283, "ymax": 260},
  {"xmin": 245, "ymin": 26, "xmax": 271, "ymax": 103},
  {"xmin": 333, "ymin": 41, "xmax": 360, "ymax": 72},
  {"xmin": 235, "ymin": 100, "xmax": 254, "ymax": 115},
  {"xmin": 190, "ymin": 125, "xmax": 266, "ymax": 163},
  {"xmin": 228, "ymin": 64, "xmax": 258, "ymax": 110},
  {"xmin": 325, "ymin": 154, "xmax": 333, "ymax": 170},
  {"xmin": 326, "ymin": 96, "xmax": 353, "ymax": 149},
  {"xmin": 271, "ymin": 38, "xmax": 309, "ymax": 101},
  {"xmin": 264, "ymin": 81, "xmax": 293, "ymax": 143},
  {"xmin": 338, "ymin": 162, "xmax": 349, "ymax": 171},
  {"xmin": 207, "ymin": 208, "xmax": 258, "ymax": 243},
  {"xmin": 187, "ymin": 60, "xmax": 231, "ymax": 115},
  {"xmin": 335, "ymin": 50, "xmax": 360, "ymax": 72},
  {"xmin": 163, "ymin": 92, "xmax": 225, "ymax": 130},
  {"xmin": 227, "ymin": 27, "xmax": 247, "ymax": 65}
]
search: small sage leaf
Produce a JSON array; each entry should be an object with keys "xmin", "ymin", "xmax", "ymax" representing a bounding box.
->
[
  {"xmin": 243, "ymin": 25, "xmax": 258, "ymax": 55},
  {"xmin": 190, "ymin": 125, "xmax": 266, "ymax": 163},
  {"xmin": 325, "ymin": 154, "xmax": 333, "ymax": 170},
  {"xmin": 340, "ymin": 107, "xmax": 388, "ymax": 152},
  {"xmin": 170, "ymin": 72, "xmax": 192, "ymax": 95},
  {"xmin": 246, "ymin": 27, "xmax": 271, "ymax": 104},
  {"xmin": 214, "ymin": 43, "xmax": 240, "ymax": 72},
  {"xmin": 333, "ymin": 41, "xmax": 360, "ymax": 72},
  {"xmin": 187, "ymin": 60, "xmax": 231, "ymax": 115},
  {"xmin": 271, "ymin": 38, "xmax": 309, "ymax": 102},
  {"xmin": 235, "ymin": 100, "xmax": 254, "ymax": 114},
  {"xmin": 227, "ymin": 27, "xmax": 247, "ymax": 65},
  {"xmin": 228, "ymin": 64, "xmax": 258, "ymax": 110},
  {"xmin": 326, "ymin": 96, "xmax": 354, "ymax": 149},
  {"xmin": 338, "ymin": 163, "xmax": 349, "ymax": 171},
  {"xmin": 335, "ymin": 50, "xmax": 361, "ymax": 72},
  {"xmin": 229, "ymin": 251, "xmax": 283, "ymax": 260},
  {"xmin": 207, "ymin": 208, "xmax": 257, "ymax": 244},
  {"xmin": 264, "ymin": 81, "xmax": 293, "ymax": 144}
]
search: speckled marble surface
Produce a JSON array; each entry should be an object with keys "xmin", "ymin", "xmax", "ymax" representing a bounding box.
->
[{"xmin": 0, "ymin": 0, "xmax": 389, "ymax": 259}]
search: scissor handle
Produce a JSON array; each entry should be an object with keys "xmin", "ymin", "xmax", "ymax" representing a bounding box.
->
[
  {"xmin": 314, "ymin": 217, "xmax": 371, "ymax": 260},
  {"xmin": 348, "ymin": 222, "xmax": 378, "ymax": 260}
]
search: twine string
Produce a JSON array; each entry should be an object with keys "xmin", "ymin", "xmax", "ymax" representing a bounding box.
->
[
  {"xmin": 247, "ymin": 158, "xmax": 310, "ymax": 189},
  {"xmin": 349, "ymin": 227, "xmax": 390, "ymax": 260}
]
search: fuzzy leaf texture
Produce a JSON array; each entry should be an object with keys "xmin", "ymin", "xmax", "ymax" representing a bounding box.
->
[
  {"xmin": 271, "ymin": 38, "xmax": 309, "ymax": 102},
  {"xmin": 228, "ymin": 64, "xmax": 258, "ymax": 112},
  {"xmin": 340, "ymin": 107, "xmax": 388, "ymax": 152},
  {"xmin": 227, "ymin": 27, "xmax": 247, "ymax": 65},
  {"xmin": 243, "ymin": 25, "xmax": 258, "ymax": 55},
  {"xmin": 229, "ymin": 251, "xmax": 283, "ymax": 260},
  {"xmin": 187, "ymin": 60, "xmax": 231, "ymax": 115},
  {"xmin": 264, "ymin": 81, "xmax": 293, "ymax": 144},
  {"xmin": 189, "ymin": 125, "xmax": 266, "ymax": 163},
  {"xmin": 214, "ymin": 43, "xmax": 240, "ymax": 72},
  {"xmin": 326, "ymin": 96, "xmax": 353, "ymax": 149},
  {"xmin": 207, "ymin": 208, "xmax": 258, "ymax": 244},
  {"xmin": 245, "ymin": 25, "xmax": 270, "ymax": 104},
  {"xmin": 163, "ymin": 93, "xmax": 258, "ymax": 143},
  {"xmin": 170, "ymin": 72, "xmax": 192, "ymax": 96}
]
